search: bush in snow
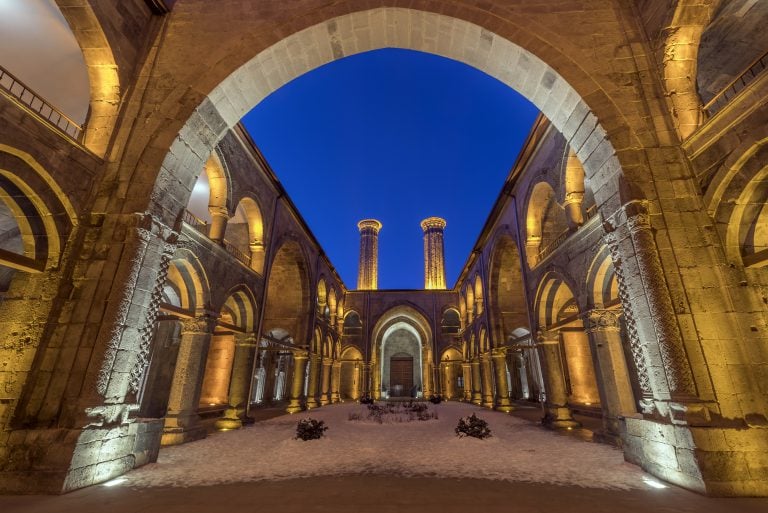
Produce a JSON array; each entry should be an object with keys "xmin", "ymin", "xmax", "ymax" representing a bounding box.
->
[
  {"xmin": 295, "ymin": 418, "xmax": 327, "ymax": 441},
  {"xmin": 455, "ymin": 413, "xmax": 491, "ymax": 439},
  {"xmin": 360, "ymin": 395, "xmax": 374, "ymax": 405},
  {"xmin": 428, "ymin": 394, "xmax": 443, "ymax": 404}
]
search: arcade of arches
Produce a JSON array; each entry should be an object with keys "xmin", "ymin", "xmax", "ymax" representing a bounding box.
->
[{"xmin": 0, "ymin": 0, "xmax": 767, "ymax": 499}]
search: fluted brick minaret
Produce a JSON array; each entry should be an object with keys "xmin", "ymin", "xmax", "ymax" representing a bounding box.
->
[
  {"xmin": 421, "ymin": 217, "xmax": 447, "ymax": 290},
  {"xmin": 357, "ymin": 219, "xmax": 382, "ymax": 290}
]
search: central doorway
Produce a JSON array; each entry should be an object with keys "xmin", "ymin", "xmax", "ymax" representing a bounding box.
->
[{"xmin": 389, "ymin": 353, "xmax": 414, "ymax": 397}]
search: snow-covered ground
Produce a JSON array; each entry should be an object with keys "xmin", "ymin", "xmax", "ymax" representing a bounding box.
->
[{"xmin": 124, "ymin": 402, "xmax": 648, "ymax": 489}]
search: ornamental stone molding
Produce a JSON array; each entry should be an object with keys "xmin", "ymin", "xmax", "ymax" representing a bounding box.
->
[
  {"xmin": 181, "ymin": 314, "xmax": 218, "ymax": 335},
  {"xmin": 583, "ymin": 309, "xmax": 622, "ymax": 334},
  {"xmin": 97, "ymin": 212, "xmax": 179, "ymax": 398}
]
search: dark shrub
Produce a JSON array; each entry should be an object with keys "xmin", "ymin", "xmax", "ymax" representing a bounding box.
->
[
  {"xmin": 295, "ymin": 418, "xmax": 328, "ymax": 441},
  {"xmin": 455, "ymin": 413, "xmax": 491, "ymax": 439},
  {"xmin": 360, "ymin": 395, "xmax": 374, "ymax": 404},
  {"xmin": 428, "ymin": 394, "xmax": 443, "ymax": 404}
]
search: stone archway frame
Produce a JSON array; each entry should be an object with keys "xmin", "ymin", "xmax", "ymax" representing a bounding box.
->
[
  {"xmin": 53, "ymin": 0, "xmax": 121, "ymax": 157},
  {"xmin": 370, "ymin": 304, "xmax": 434, "ymax": 399},
  {"xmin": 380, "ymin": 321, "xmax": 424, "ymax": 396},
  {"xmin": 152, "ymin": 7, "xmax": 629, "ymax": 227}
]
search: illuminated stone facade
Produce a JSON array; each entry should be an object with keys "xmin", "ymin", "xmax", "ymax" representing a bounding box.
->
[{"xmin": 0, "ymin": 0, "xmax": 766, "ymax": 499}]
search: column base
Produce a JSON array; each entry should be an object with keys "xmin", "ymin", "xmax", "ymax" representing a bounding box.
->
[
  {"xmin": 286, "ymin": 399, "xmax": 303, "ymax": 413},
  {"xmin": 495, "ymin": 399, "xmax": 515, "ymax": 413},
  {"xmin": 542, "ymin": 407, "xmax": 581, "ymax": 429},
  {"xmin": 331, "ymin": 393, "xmax": 340, "ymax": 403},
  {"xmin": 471, "ymin": 393, "xmax": 482, "ymax": 406},
  {"xmin": 320, "ymin": 395, "xmax": 330, "ymax": 406},
  {"xmin": 306, "ymin": 398, "xmax": 320, "ymax": 409},
  {"xmin": 162, "ymin": 413, "xmax": 207, "ymax": 446},
  {"xmin": 161, "ymin": 425, "xmax": 207, "ymax": 446},
  {"xmin": 214, "ymin": 408, "xmax": 245, "ymax": 431}
]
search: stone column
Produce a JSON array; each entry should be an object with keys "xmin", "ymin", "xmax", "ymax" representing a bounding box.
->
[
  {"xmin": 538, "ymin": 330, "xmax": 580, "ymax": 428},
  {"xmin": 249, "ymin": 240, "xmax": 265, "ymax": 273},
  {"xmin": 470, "ymin": 358, "xmax": 483, "ymax": 405},
  {"xmin": 320, "ymin": 358, "xmax": 332, "ymax": 405},
  {"xmin": 492, "ymin": 349, "xmax": 514, "ymax": 412},
  {"xmin": 331, "ymin": 361, "xmax": 341, "ymax": 402},
  {"xmin": 584, "ymin": 309, "xmax": 638, "ymax": 436},
  {"xmin": 369, "ymin": 362, "xmax": 379, "ymax": 400},
  {"xmin": 162, "ymin": 313, "xmax": 217, "ymax": 445},
  {"xmin": 605, "ymin": 200, "xmax": 697, "ymax": 405},
  {"xmin": 481, "ymin": 353, "xmax": 495, "ymax": 408},
  {"xmin": 286, "ymin": 351, "xmax": 308, "ymax": 413},
  {"xmin": 208, "ymin": 207, "xmax": 228, "ymax": 243},
  {"xmin": 262, "ymin": 351, "xmax": 278, "ymax": 405},
  {"xmin": 461, "ymin": 362, "xmax": 473, "ymax": 401},
  {"xmin": 306, "ymin": 354, "xmax": 321, "ymax": 409},
  {"xmin": 526, "ymin": 236, "xmax": 541, "ymax": 266},
  {"xmin": 441, "ymin": 363, "xmax": 452, "ymax": 399},
  {"xmin": 215, "ymin": 333, "xmax": 257, "ymax": 430},
  {"xmin": 422, "ymin": 358, "xmax": 433, "ymax": 397}
]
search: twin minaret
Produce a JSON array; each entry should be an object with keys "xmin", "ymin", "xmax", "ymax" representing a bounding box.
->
[{"xmin": 356, "ymin": 217, "xmax": 447, "ymax": 290}]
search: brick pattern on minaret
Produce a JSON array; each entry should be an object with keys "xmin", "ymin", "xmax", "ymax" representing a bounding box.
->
[
  {"xmin": 357, "ymin": 219, "xmax": 382, "ymax": 290},
  {"xmin": 421, "ymin": 217, "xmax": 447, "ymax": 289}
]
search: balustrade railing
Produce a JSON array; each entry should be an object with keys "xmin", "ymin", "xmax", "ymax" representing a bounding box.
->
[
  {"xmin": 0, "ymin": 65, "xmax": 83, "ymax": 141},
  {"xmin": 182, "ymin": 209, "xmax": 252, "ymax": 267},
  {"xmin": 703, "ymin": 50, "xmax": 768, "ymax": 118},
  {"xmin": 182, "ymin": 209, "xmax": 207, "ymax": 234},
  {"xmin": 224, "ymin": 240, "xmax": 252, "ymax": 267},
  {"xmin": 538, "ymin": 229, "xmax": 570, "ymax": 262}
]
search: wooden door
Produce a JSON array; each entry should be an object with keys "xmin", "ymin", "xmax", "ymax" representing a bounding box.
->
[{"xmin": 390, "ymin": 356, "xmax": 414, "ymax": 396}]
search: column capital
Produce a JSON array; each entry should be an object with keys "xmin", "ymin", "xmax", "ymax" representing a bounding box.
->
[
  {"xmin": 292, "ymin": 349, "xmax": 309, "ymax": 360},
  {"xmin": 536, "ymin": 329, "xmax": 560, "ymax": 344},
  {"xmin": 181, "ymin": 314, "xmax": 217, "ymax": 335},
  {"xmin": 491, "ymin": 347, "xmax": 508, "ymax": 358},
  {"xmin": 209, "ymin": 206, "xmax": 229, "ymax": 218},
  {"xmin": 582, "ymin": 308, "xmax": 622, "ymax": 333}
]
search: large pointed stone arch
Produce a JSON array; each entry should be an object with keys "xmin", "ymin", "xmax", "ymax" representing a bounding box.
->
[
  {"xmin": 147, "ymin": 6, "xmax": 642, "ymax": 229},
  {"xmin": 370, "ymin": 304, "xmax": 434, "ymax": 399}
]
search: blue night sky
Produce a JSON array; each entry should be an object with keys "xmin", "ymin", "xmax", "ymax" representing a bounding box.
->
[{"xmin": 242, "ymin": 49, "xmax": 538, "ymax": 290}]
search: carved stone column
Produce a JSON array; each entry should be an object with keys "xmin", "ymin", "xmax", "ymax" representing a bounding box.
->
[
  {"xmin": 306, "ymin": 353, "xmax": 321, "ymax": 409},
  {"xmin": 526, "ymin": 236, "xmax": 541, "ymax": 266},
  {"xmin": 249, "ymin": 240, "xmax": 265, "ymax": 272},
  {"xmin": 538, "ymin": 330, "xmax": 580, "ymax": 428},
  {"xmin": 584, "ymin": 309, "xmax": 637, "ymax": 437},
  {"xmin": 286, "ymin": 351, "xmax": 308, "ymax": 413},
  {"xmin": 564, "ymin": 192, "xmax": 585, "ymax": 228},
  {"xmin": 320, "ymin": 358, "xmax": 332, "ymax": 405},
  {"xmin": 605, "ymin": 200, "xmax": 697, "ymax": 405},
  {"xmin": 462, "ymin": 362, "xmax": 472, "ymax": 401},
  {"xmin": 492, "ymin": 349, "xmax": 514, "ymax": 412},
  {"xmin": 470, "ymin": 358, "xmax": 483, "ymax": 405},
  {"xmin": 441, "ymin": 363, "xmax": 453, "ymax": 399},
  {"xmin": 480, "ymin": 353, "xmax": 495, "ymax": 408},
  {"xmin": 369, "ymin": 362, "xmax": 379, "ymax": 400},
  {"xmin": 422, "ymin": 359, "xmax": 433, "ymax": 397},
  {"xmin": 330, "ymin": 361, "xmax": 341, "ymax": 402},
  {"xmin": 215, "ymin": 333, "xmax": 257, "ymax": 430},
  {"xmin": 162, "ymin": 313, "xmax": 217, "ymax": 445},
  {"xmin": 208, "ymin": 207, "xmax": 228, "ymax": 243}
]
